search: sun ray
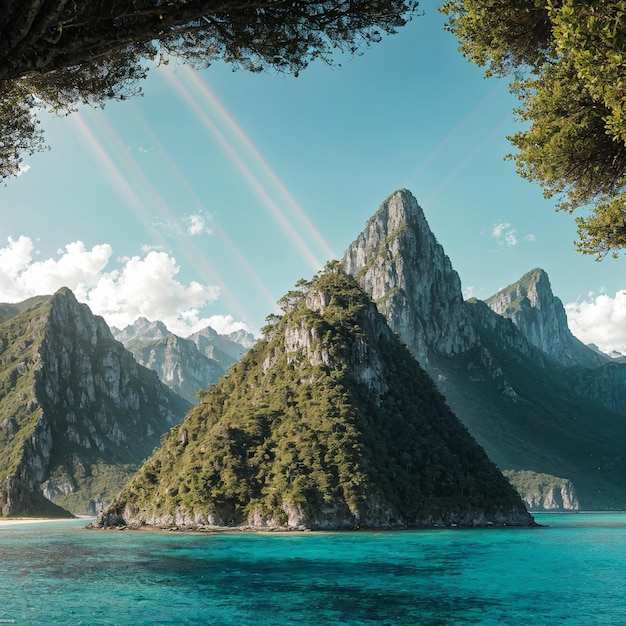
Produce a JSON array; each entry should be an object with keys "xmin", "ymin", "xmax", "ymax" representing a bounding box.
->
[
  {"xmin": 127, "ymin": 105, "xmax": 279, "ymax": 312},
  {"xmin": 69, "ymin": 110, "xmax": 252, "ymax": 324},
  {"xmin": 161, "ymin": 67, "xmax": 326, "ymax": 273}
]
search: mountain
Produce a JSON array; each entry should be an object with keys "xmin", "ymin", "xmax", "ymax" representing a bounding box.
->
[
  {"xmin": 110, "ymin": 317, "xmax": 169, "ymax": 344},
  {"xmin": 112, "ymin": 320, "xmax": 256, "ymax": 404},
  {"xmin": 186, "ymin": 325, "xmax": 256, "ymax": 365},
  {"xmin": 0, "ymin": 289, "xmax": 191, "ymax": 517},
  {"xmin": 92, "ymin": 270, "xmax": 532, "ymax": 530},
  {"xmin": 485, "ymin": 268, "xmax": 608, "ymax": 368},
  {"xmin": 122, "ymin": 334, "xmax": 225, "ymax": 404},
  {"xmin": 342, "ymin": 189, "xmax": 626, "ymax": 510}
]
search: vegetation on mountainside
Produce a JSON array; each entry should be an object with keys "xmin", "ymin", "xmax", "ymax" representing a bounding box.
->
[
  {"xmin": 0, "ymin": 0, "xmax": 417, "ymax": 181},
  {"xmin": 104, "ymin": 269, "xmax": 526, "ymax": 527},
  {"xmin": 502, "ymin": 470, "xmax": 569, "ymax": 497},
  {"xmin": 430, "ymin": 303, "xmax": 626, "ymax": 510},
  {"xmin": 441, "ymin": 0, "xmax": 626, "ymax": 259},
  {"xmin": 0, "ymin": 299, "xmax": 50, "ymax": 482},
  {"xmin": 0, "ymin": 289, "xmax": 191, "ymax": 516},
  {"xmin": 43, "ymin": 461, "xmax": 139, "ymax": 514}
]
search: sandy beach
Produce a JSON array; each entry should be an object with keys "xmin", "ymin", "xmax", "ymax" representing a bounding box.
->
[
  {"xmin": 0, "ymin": 518, "xmax": 58, "ymax": 526},
  {"xmin": 0, "ymin": 516, "xmax": 92, "ymax": 527}
]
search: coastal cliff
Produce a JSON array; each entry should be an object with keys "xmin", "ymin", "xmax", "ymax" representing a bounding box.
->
[{"xmin": 504, "ymin": 471, "xmax": 580, "ymax": 511}]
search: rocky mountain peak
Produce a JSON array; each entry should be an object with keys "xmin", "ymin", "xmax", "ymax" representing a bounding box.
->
[
  {"xmin": 341, "ymin": 189, "xmax": 477, "ymax": 365},
  {"xmin": 485, "ymin": 268, "xmax": 608, "ymax": 368},
  {"xmin": 0, "ymin": 289, "xmax": 190, "ymax": 517},
  {"xmin": 111, "ymin": 317, "xmax": 170, "ymax": 344}
]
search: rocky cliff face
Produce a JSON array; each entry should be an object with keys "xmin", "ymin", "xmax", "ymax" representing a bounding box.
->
[
  {"xmin": 341, "ymin": 189, "xmax": 626, "ymax": 510},
  {"xmin": 0, "ymin": 288, "xmax": 191, "ymax": 517},
  {"xmin": 504, "ymin": 470, "xmax": 580, "ymax": 511},
  {"xmin": 93, "ymin": 271, "xmax": 532, "ymax": 531},
  {"xmin": 486, "ymin": 269, "xmax": 608, "ymax": 368},
  {"xmin": 113, "ymin": 320, "xmax": 255, "ymax": 404},
  {"xmin": 342, "ymin": 189, "xmax": 477, "ymax": 366}
]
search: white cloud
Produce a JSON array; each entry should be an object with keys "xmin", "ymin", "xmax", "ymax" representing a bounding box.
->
[
  {"xmin": 185, "ymin": 211, "xmax": 213, "ymax": 237},
  {"xmin": 525, "ymin": 233, "xmax": 537, "ymax": 243},
  {"xmin": 17, "ymin": 164, "xmax": 31, "ymax": 177},
  {"xmin": 0, "ymin": 237, "xmax": 249, "ymax": 337},
  {"xmin": 152, "ymin": 210, "xmax": 213, "ymax": 239},
  {"xmin": 491, "ymin": 222, "xmax": 517, "ymax": 247},
  {"xmin": 566, "ymin": 290, "xmax": 626, "ymax": 354},
  {"xmin": 0, "ymin": 237, "xmax": 111, "ymax": 300}
]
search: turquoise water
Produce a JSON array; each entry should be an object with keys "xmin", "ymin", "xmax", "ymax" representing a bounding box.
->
[{"xmin": 0, "ymin": 513, "xmax": 625, "ymax": 625}]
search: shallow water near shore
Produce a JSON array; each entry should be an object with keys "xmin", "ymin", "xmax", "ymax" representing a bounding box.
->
[{"xmin": 0, "ymin": 512, "xmax": 625, "ymax": 625}]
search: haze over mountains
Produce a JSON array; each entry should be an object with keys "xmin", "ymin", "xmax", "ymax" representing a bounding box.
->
[
  {"xmin": 2, "ymin": 188, "xmax": 626, "ymax": 518},
  {"xmin": 111, "ymin": 319, "xmax": 255, "ymax": 404}
]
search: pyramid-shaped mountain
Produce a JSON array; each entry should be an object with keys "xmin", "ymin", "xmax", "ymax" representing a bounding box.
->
[
  {"xmin": 92, "ymin": 270, "xmax": 532, "ymax": 530},
  {"xmin": 0, "ymin": 288, "xmax": 191, "ymax": 517},
  {"xmin": 342, "ymin": 189, "xmax": 626, "ymax": 510}
]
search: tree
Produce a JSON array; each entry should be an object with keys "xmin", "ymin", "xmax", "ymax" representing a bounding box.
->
[
  {"xmin": 0, "ymin": 0, "xmax": 418, "ymax": 181},
  {"xmin": 441, "ymin": 0, "xmax": 626, "ymax": 259}
]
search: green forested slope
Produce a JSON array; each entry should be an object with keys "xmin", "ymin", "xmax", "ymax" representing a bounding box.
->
[{"xmin": 97, "ymin": 270, "xmax": 531, "ymax": 529}]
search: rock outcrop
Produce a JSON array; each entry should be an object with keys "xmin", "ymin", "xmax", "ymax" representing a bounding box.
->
[
  {"xmin": 0, "ymin": 288, "xmax": 191, "ymax": 517},
  {"xmin": 504, "ymin": 470, "xmax": 580, "ymax": 511},
  {"xmin": 486, "ymin": 269, "xmax": 608, "ymax": 368},
  {"xmin": 342, "ymin": 189, "xmax": 626, "ymax": 510},
  {"xmin": 92, "ymin": 271, "xmax": 533, "ymax": 530}
]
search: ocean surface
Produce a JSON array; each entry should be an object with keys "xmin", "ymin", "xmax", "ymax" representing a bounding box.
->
[{"xmin": 0, "ymin": 513, "xmax": 625, "ymax": 625}]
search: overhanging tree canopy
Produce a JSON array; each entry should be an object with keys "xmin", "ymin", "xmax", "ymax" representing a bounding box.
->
[
  {"xmin": 0, "ymin": 0, "xmax": 418, "ymax": 180},
  {"xmin": 441, "ymin": 0, "xmax": 626, "ymax": 259}
]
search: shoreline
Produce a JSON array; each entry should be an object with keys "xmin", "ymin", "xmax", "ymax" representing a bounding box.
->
[
  {"xmin": 0, "ymin": 516, "xmax": 92, "ymax": 527},
  {"xmin": 0, "ymin": 518, "xmax": 62, "ymax": 526}
]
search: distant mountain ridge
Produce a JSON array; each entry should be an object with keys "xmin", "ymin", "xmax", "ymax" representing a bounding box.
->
[
  {"xmin": 93, "ymin": 270, "xmax": 532, "ymax": 530},
  {"xmin": 0, "ymin": 289, "xmax": 190, "ymax": 517},
  {"xmin": 342, "ymin": 189, "xmax": 626, "ymax": 510},
  {"xmin": 111, "ymin": 319, "xmax": 256, "ymax": 403}
]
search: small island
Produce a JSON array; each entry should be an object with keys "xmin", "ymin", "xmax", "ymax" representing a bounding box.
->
[{"xmin": 92, "ymin": 268, "xmax": 533, "ymax": 531}]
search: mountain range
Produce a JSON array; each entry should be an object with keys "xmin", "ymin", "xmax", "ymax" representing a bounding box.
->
[
  {"xmin": 341, "ymin": 189, "xmax": 626, "ymax": 510},
  {"xmin": 3, "ymin": 188, "xmax": 626, "ymax": 518},
  {"xmin": 111, "ymin": 319, "xmax": 255, "ymax": 404}
]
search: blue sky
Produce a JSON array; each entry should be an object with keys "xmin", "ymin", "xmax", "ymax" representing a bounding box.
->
[{"xmin": 2, "ymin": 6, "xmax": 626, "ymax": 352}]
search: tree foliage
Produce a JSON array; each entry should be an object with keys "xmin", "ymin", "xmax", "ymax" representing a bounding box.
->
[
  {"xmin": 0, "ymin": 0, "xmax": 418, "ymax": 181},
  {"xmin": 441, "ymin": 0, "xmax": 626, "ymax": 259}
]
